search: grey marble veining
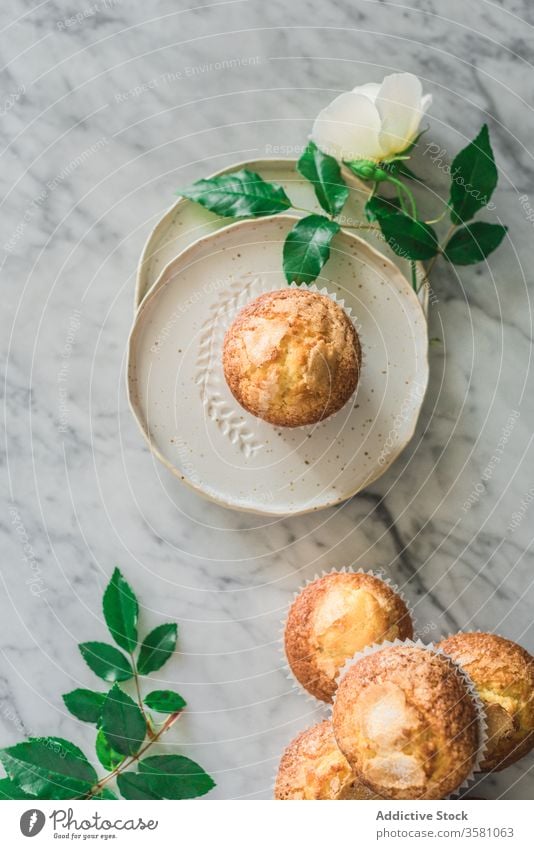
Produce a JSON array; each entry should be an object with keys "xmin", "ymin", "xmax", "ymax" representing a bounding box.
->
[{"xmin": 1, "ymin": 0, "xmax": 534, "ymax": 799}]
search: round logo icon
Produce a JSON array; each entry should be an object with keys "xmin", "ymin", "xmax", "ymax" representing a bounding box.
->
[{"xmin": 20, "ymin": 809, "xmax": 46, "ymax": 837}]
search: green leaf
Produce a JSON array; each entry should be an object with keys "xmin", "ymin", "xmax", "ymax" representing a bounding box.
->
[
  {"xmin": 79, "ymin": 642, "xmax": 133, "ymax": 683},
  {"xmin": 379, "ymin": 214, "xmax": 439, "ymax": 260},
  {"xmin": 177, "ymin": 169, "xmax": 291, "ymax": 218},
  {"xmin": 95, "ymin": 727, "xmax": 125, "ymax": 771},
  {"xmin": 100, "ymin": 684, "xmax": 146, "ymax": 757},
  {"xmin": 297, "ymin": 141, "xmax": 349, "ymax": 216},
  {"xmin": 0, "ymin": 777, "xmax": 36, "ymax": 799},
  {"xmin": 444, "ymin": 222, "xmax": 507, "ymax": 265},
  {"xmin": 144, "ymin": 690, "xmax": 187, "ymax": 714},
  {"xmin": 93, "ymin": 787, "xmax": 118, "ymax": 800},
  {"xmin": 103, "ymin": 568, "xmax": 138, "ymax": 653},
  {"xmin": 139, "ymin": 755, "xmax": 215, "ymax": 799},
  {"xmin": 449, "ymin": 124, "xmax": 498, "ymax": 225},
  {"xmin": 62, "ymin": 689, "xmax": 106, "ymax": 724},
  {"xmin": 283, "ymin": 214, "xmax": 340, "ymax": 285},
  {"xmin": 117, "ymin": 772, "xmax": 163, "ymax": 800},
  {"xmin": 137, "ymin": 624, "xmax": 178, "ymax": 675},
  {"xmin": 365, "ymin": 194, "xmax": 400, "ymax": 222},
  {"xmin": 0, "ymin": 738, "xmax": 97, "ymax": 800}
]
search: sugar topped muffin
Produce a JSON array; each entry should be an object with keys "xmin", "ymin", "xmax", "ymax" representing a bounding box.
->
[
  {"xmin": 222, "ymin": 289, "xmax": 361, "ymax": 427},
  {"xmin": 284, "ymin": 571, "xmax": 413, "ymax": 702},
  {"xmin": 332, "ymin": 645, "xmax": 480, "ymax": 800},
  {"xmin": 437, "ymin": 632, "xmax": 534, "ymax": 771},
  {"xmin": 275, "ymin": 720, "xmax": 381, "ymax": 800}
]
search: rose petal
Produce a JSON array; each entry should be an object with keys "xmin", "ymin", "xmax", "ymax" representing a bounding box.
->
[
  {"xmin": 376, "ymin": 73, "xmax": 425, "ymax": 157},
  {"xmin": 420, "ymin": 93, "xmax": 433, "ymax": 115},
  {"xmin": 311, "ymin": 91, "xmax": 382, "ymax": 161},
  {"xmin": 352, "ymin": 82, "xmax": 381, "ymax": 103}
]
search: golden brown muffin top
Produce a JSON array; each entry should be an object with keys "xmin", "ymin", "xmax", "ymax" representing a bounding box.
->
[
  {"xmin": 438, "ymin": 632, "xmax": 534, "ymax": 771},
  {"xmin": 222, "ymin": 289, "xmax": 361, "ymax": 427},
  {"xmin": 274, "ymin": 720, "xmax": 381, "ymax": 800},
  {"xmin": 284, "ymin": 571, "xmax": 413, "ymax": 703},
  {"xmin": 332, "ymin": 646, "xmax": 479, "ymax": 800}
]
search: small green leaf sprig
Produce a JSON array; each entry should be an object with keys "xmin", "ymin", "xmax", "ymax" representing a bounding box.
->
[
  {"xmin": 177, "ymin": 124, "xmax": 507, "ymax": 294},
  {"xmin": 0, "ymin": 569, "xmax": 215, "ymax": 801}
]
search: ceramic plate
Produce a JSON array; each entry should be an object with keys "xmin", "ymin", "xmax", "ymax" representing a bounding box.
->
[
  {"xmin": 135, "ymin": 157, "xmax": 426, "ymax": 312},
  {"xmin": 128, "ymin": 216, "xmax": 428, "ymax": 515}
]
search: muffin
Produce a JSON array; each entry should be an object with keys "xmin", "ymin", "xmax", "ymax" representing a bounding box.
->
[
  {"xmin": 437, "ymin": 632, "xmax": 534, "ymax": 771},
  {"xmin": 332, "ymin": 646, "xmax": 480, "ymax": 800},
  {"xmin": 275, "ymin": 720, "xmax": 381, "ymax": 799},
  {"xmin": 222, "ymin": 289, "xmax": 361, "ymax": 427},
  {"xmin": 284, "ymin": 571, "xmax": 413, "ymax": 702}
]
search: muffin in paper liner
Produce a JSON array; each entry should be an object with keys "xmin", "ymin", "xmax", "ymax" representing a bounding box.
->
[
  {"xmin": 280, "ymin": 567, "xmax": 415, "ymax": 705},
  {"xmin": 331, "ymin": 638, "xmax": 488, "ymax": 800},
  {"xmin": 273, "ymin": 718, "xmax": 384, "ymax": 800},
  {"xmin": 220, "ymin": 280, "xmax": 366, "ymax": 430},
  {"xmin": 436, "ymin": 630, "xmax": 534, "ymax": 773}
]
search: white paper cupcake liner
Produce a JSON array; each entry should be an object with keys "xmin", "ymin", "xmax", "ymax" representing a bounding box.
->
[
  {"xmin": 331, "ymin": 638, "xmax": 488, "ymax": 798},
  {"xmin": 439, "ymin": 628, "xmax": 497, "ymax": 642},
  {"xmin": 279, "ymin": 567, "xmax": 416, "ymax": 706}
]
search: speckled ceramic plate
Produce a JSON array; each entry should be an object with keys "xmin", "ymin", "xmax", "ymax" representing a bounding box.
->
[
  {"xmin": 135, "ymin": 157, "xmax": 427, "ymax": 313},
  {"xmin": 127, "ymin": 215, "xmax": 428, "ymax": 515}
]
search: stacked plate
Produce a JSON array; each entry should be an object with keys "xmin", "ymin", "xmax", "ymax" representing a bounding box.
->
[{"xmin": 127, "ymin": 159, "xmax": 429, "ymax": 515}]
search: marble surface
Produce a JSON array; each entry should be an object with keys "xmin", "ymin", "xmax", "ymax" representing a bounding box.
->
[{"xmin": 1, "ymin": 0, "xmax": 534, "ymax": 800}]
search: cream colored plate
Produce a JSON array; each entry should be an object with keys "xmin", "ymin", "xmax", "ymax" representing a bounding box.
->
[
  {"xmin": 128, "ymin": 216, "xmax": 428, "ymax": 515},
  {"xmin": 135, "ymin": 157, "xmax": 426, "ymax": 312}
]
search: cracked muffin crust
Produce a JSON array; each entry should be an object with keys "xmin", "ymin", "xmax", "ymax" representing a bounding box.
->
[
  {"xmin": 332, "ymin": 646, "xmax": 480, "ymax": 800},
  {"xmin": 222, "ymin": 289, "xmax": 361, "ymax": 427},
  {"xmin": 437, "ymin": 632, "xmax": 534, "ymax": 771},
  {"xmin": 284, "ymin": 571, "xmax": 413, "ymax": 702},
  {"xmin": 274, "ymin": 720, "xmax": 381, "ymax": 800}
]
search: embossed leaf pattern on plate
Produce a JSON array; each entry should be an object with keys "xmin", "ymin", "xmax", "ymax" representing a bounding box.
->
[{"xmin": 195, "ymin": 276, "xmax": 265, "ymax": 458}]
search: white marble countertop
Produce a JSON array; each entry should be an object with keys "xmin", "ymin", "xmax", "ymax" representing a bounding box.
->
[{"xmin": 1, "ymin": 0, "xmax": 533, "ymax": 799}]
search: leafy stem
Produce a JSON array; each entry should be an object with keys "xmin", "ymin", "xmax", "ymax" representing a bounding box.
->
[
  {"xmin": 336, "ymin": 222, "xmax": 380, "ymax": 232},
  {"xmin": 174, "ymin": 123, "xmax": 506, "ymax": 292},
  {"xmin": 0, "ymin": 569, "xmax": 214, "ymax": 801},
  {"xmin": 410, "ymin": 261, "xmax": 418, "ymax": 291},
  {"xmin": 291, "ymin": 204, "xmax": 320, "ymax": 216},
  {"xmin": 386, "ymin": 174, "xmax": 417, "ymax": 219},
  {"xmin": 425, "ymin": 210, "xmax": 448, "ymax": 226},
  {"xmin": 417, "ymin": 223, "xmax": 456, "ymax": 293},
  {"xmin": 130, "ymin": 652, "xmax": 154, "ymax": 739},
  {"xmin": 86, "ymin": 710, "xmax": 183, "ymax": 799}
]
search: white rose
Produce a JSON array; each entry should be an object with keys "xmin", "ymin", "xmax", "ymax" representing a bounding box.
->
[{"xmin": 311, "ymin": 73, "xmax": 432, "ymax": 163}]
